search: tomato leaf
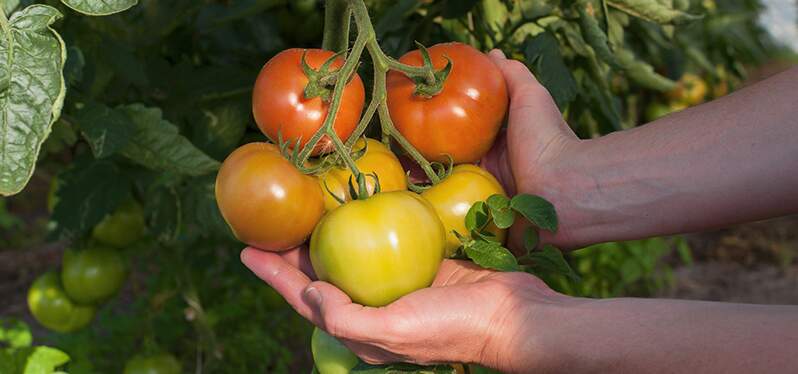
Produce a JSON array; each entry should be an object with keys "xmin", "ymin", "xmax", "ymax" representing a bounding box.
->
[
  {"xmin": 181, "ymin": 175, "xmax": 232, "ymax": 239},
  {"xmin": 441, "ymin": 0, "xmax": 479, "ymax": 19},
  {"xmin": 485, "ymin": 194, "xmax": 510, "ymax": 210},
  {"xmin": 22, "ymin": 346, "xmax": 70, "ymax": 374},
  {"xmin": 509, "ymin": 194, "xmax": 558, "ymax": 232},
  {"xmin": 524, "ymin": 31, "xmax": 578, "ymax": 109},
  {"xmin": 464, "ymin": 201, "xmax": 489, "ymax": 232},
  {"xmin": 523, "ymin": 227, "xmax": 540, "ymax": 254},
  {"xmin": 521, "ymin": 245, "xmax": 580, "ymax": 282},
  {"xmin": 145, "ymin": 184, "xmax": 182, "ymax": 244},
  {"xmin": 50, "ymin": 157, "xmax": 132, "ymax": 239},
  {"xmin": 118, "ymin": 104, "xmax": 221, "ymax": 176},
  {"xmin": 351, "ymin": 361, "xmax": 456, "ymax": 373},
  {"xmin": 60, "ymin": 0, "xmax": 138, "ymax": 16},
  {"xmin": 0, "ymin": 5, "xmax": 66, "ymax": 196},
  {"xmin": 0, "ymin": 319, "xmax": 32, "ymax": 349},
  {"xmin": 190, "ymin": 102, "xmax": 248, "ymax": 160},
  {"xmin": 465, "ymin": 241, "xmax": 520, "ymax": 272},
  {"xmin": 73, "ymin": 102, "xmax": 136, "ymax": 158}
]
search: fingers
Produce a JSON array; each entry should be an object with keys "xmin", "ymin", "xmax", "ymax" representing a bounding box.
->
[
  {"xmin": 240, "ymin": 248, "xmax": 315, "ymax": 317},
  {"xmin": 276, "ymin": 246, "xmax": 317, "ymax": 279}
]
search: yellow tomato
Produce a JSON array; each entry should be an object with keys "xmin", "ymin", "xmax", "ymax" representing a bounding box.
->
[
  {"xmin": 422, "ymin": 164, "xmax": 507, "ymax": 257},
  {"xmin": 310, "ymin": 191, "xmax": 445, "ymax": 306},
  {"xmin": 667, "ymin": 73, "xmax": 708, "ymax": 106},
  {"xmin": 317, "ymin": 138, "xmax": 407, "ymax": 210}
]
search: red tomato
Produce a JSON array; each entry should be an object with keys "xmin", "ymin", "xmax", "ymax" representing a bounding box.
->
[
  {"xmin": 215, "ymin": 143, "xmax": 325, "ymax": 251},
  {"xmin": 252, "ymin": 49, "xmax": 365, "ymax": 155},
  {"xmin": 387, "ymin": 42, "xmax": 508, "ymax": 163}
]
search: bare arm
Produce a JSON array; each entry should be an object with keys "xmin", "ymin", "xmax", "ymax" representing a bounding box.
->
[{"xmin": 484, "ymin": 51, "xmax": 798, "ymax": 249}]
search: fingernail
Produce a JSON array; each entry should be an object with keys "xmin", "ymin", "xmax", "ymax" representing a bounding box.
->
[{"xmin": 305, "ymin": 286, "xmax": 322, "ymax": 307}]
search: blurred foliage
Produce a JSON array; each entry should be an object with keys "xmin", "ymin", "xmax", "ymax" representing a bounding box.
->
[{"xmin": 0, "ymin": 0, "xmax": 789, "ymax": 372}]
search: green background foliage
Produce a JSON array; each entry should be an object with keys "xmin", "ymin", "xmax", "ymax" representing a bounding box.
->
[{"xmin": 0, "ymin": 0, "xmax": 790, "ymax": 372}]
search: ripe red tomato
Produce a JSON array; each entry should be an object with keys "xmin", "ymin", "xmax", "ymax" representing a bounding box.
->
[
  {"xmin": 215, "ymin": 142, "xmax": 325, "ymax": 251},
  {"xmin": 387, "ymin": 42, "xmax": 508, "ymax": 164},
  {"xmin": 252, "ymin": 49, "xmax": 365, "ymax": 155},
  {"xmin": 310, "ymin": 191, "xmax": 445, "ymax": 306}
]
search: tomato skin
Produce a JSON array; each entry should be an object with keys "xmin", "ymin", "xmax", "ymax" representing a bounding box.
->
[
  {"xmin": 62, "ymin": 247, "xmax": 127, "ymax": 305},
  {"xmin": 215, "ymin": 142, "xmax": 325, "ymax": 251},
  {"xmin": 311, "ymin": 327, "xmax": 359, "ymax": 374},
  {"xmin": 387, "ymin": 42, "xmax": 508, "ymax": 164},
  {"xmin": 92, "ymin": 199, "xmax": 146, "ymax": 248},
  {"xmin": 318, "ymin": 138, "xmax": 408, "ymax": 210},
  {"xmin": 123, "ymin": 353, "xmax": 182, "ymax": 374},
  {"xmin": 667, "ymin": 73, "xmax": 708, "ymax": 106},
  {"xmin": 28, "ymin": 272, "xmax": 95, "ymax": 333},
  {"xmin": 422, "ymin": 165, "xmax": 507, "ymax": 257},
  {"xmin": 252, "ymin": 49, "xmax": 365, "ymax": 155},
  {"xmin": 310, "ymin": 191, "xmax": 445, "ymax": 306}
]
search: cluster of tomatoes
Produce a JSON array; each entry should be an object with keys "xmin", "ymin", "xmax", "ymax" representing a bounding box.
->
[
  {"xmin": 645, "ymin": 70, "xmax": 731, "ymax": 122},
  {"xmin": 216, "ymin": 42, "xmax": 509, "ymax": 373},
  {"xmin": 29, "ymin": 196, "xmax": 182, "ymax": 374}
]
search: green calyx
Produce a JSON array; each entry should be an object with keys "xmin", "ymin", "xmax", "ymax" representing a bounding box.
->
[
  {"xmin": 409, "ymin": 43, "xmax": 453, "ymax": 98},
  {"xmin": 301, "ymin": 49, "xmax": 348, "ymax": 102}
]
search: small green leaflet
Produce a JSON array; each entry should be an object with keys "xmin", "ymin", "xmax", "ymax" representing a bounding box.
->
[
  {"xmin": 509, "ymin": 195, "xmax": 558, "ymax": 232},
  {"xmin": 464, "ymin": 201, "xmax": 490, "ymax": 232},
  {"xmin": 607, "ymin": 0, "xmax": 700, "ymax": 25},
  {"xmin": 485, "ymin": 194, "xmax": 514, "ymax": 229},
  {"xmin": 118, "ymin": 104, "xmax": 221, "ymax": 177},
  {"xmin": 0, "ymin": 5, "xmax": 66, "ymax": 196},
  {"xmin": 0, "ymin": 319, "xmax": 32, "ymax": 349},
  {"xmin": 465, "ymin": 241, "xmax": 520, "ymax": 272},
  {"xmin": 524, "ymin": 31, "xmax": 578, "ymax": 109},
  {"xmin": 22, "ymin": 346, "xmax": 70, "ymax": 374},
  {"xmin": 61, "ymin": 0, "xmax": 138, "ymax": 16},
  {"xmin": 521, "ymin": 245, "xmax": 580, "ymax": 282}
]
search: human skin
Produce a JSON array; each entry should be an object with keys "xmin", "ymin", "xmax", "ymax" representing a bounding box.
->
[{"xmin": 241, "ymin": 51, "xmax": 798, "ymax": 372}]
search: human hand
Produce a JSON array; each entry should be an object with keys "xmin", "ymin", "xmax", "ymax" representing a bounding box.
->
[
  {"xmin": 480, "ymin": 49, "xmax": 582, "ymax": 250},
  {"xmin": 240, "ymin": 246, "xmax": 571, "ymax": 372}
]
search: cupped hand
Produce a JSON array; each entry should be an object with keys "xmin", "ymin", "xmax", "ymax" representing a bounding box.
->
[
  {"xmin": 480, "ymin": 49, "xmax": 581, "ymax": 250},
  {"xmin": 241, "ymin": 246, "xmax": 568, "ymax": 372}
]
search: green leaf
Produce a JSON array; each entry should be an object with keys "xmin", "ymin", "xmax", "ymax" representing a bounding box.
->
[
  {"xmin": 73, "ymin": 102, "xmax": 136, "ymax": 158},
  {"xmin": 464, "ymin": 201, "xmax": 489, "ymax": 232},
  {"xmin": 351, "ymin": 361, "xmax": 456, "ymax": 373},
  {"xmin": 181, "ymin": 175, "xmax": 232, "ymax": 238},
  {"xmin": 22, "ymin": 346, "xmax": 70, "ymax": 374},
  {"xmin": 0, "ymin": 5, "xmax": 66, "ymax": 196},
  {"xmin": 485, "ymin": 194, "xmax": 515, "ymax": 229},
  {"xmin": 145, "ymin": 183, "xmax": 182, "ymax": 243},
  {"xmin": 485, "ymin": 194, "xmax": 509, "ymax": 210},
  {"xmin": 191, "ymin": 102, "xmax": 248, "ymax": 160},
  {"xmin": 441, "ymin": 0, "xmax": 479, "ymax": 19},
  {"xmin": 51, "ymin": 157, "xmax": 132, "ymax": 238},
  {"xmin": 509, "ymin": 194, "xmax": 558, "ymax": 232},
  {"xmin": 60, "ymin": 0, "xmax": 137, "ymax": 16},
  {"xmin": 0, "ymin": 319, "xmax": 32, "ymax": 348},
  {"xmin": 465, "ymin": 241, "xmax": 520, "ymax": 272},
  {"xmin": 523, "ymin": 31, "xmax": 578, "ymax": 109},
  {"xmin": 522, "ymin": 245, "xmax": 580, "ymax": 282},
  {"xmin": 2, "ymin": 0, "xmax": 20, "ymax": 15},
  {"xmin": 523, "ymin": 227, "xmax": 539, "ymax": 253},
  {"xmin": 374, "ymin": 0, "xmax": 420, "ymax": 38},
  {"xmin": 118, "ymin": 104, "xmax": 221, "ymax": 176},
  {"xmin": 607, "ymin": 0, "xmax": 700, "ymax": 24}
]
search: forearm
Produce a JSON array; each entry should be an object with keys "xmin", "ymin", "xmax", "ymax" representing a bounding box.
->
[
  {"xmin": 514, "ymin": 297, "xmax": 798, "ymax": 374},
  {"xmin": 543, "ymin": 67, "xmax": 798, "ymax": 248}
]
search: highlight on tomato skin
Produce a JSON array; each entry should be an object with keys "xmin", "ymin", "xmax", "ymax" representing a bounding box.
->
[
  {"xmin": 252, "ymin": 48, "xmax": 366, "ymax": 156},
  {"xmin": 28, "ymin": 272, "xmax": 96, "ymax": 334},
  {"xmin": 214, "ymin": 142, "xmax": 325, "ymax": 252},
  {"xmin": 386, "ymin": 42, "xmax": 509, "ymax": 164}
]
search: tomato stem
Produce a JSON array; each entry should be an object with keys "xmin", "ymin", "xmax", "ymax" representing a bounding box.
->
[{"xmin": 321, "ymin": 0, "xmax": 351, "ymax": 54}]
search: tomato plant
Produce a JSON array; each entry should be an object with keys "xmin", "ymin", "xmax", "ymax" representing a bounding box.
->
[
  {"xmin": 387, "ymin": 42, "xmax": 508, "ymax": 164},
  {"xmin": 61, "ymin": 247, "xmax": 127, "ymax": 305},
  {"xmin": 215, "ymin": 142, "xmax": 325, "ymax": 251},
  {"xmin": 317, "ymin": 138, "xmax": 407, "ymax": 210},
  {"xmin": 311, "ymin": 327, "xmax": 359, "ymax": 374},
  {"xmin": 91, "ymin": 199, "xmax": 146, "ymax": 248},
  {"xmin": 123, "ymin": 353, "xmax": 182, "ymax": 374},
  {"xmin": 27, "ymin": 272, "xmax": 95, "ymax": 333},
  {"xmin": 310, "ymin": 191, "xmax": 445, "ymax": 307},
  {"xmin": 422, "ymin": 164, "xmax": 507, "ymax": 257},
  {"xmin": 252, "ymin": 49, "xmax": 365, "ymax": 155}
]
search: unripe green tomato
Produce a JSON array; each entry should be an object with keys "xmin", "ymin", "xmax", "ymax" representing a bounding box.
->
[
  {"xmin": 123, "ymin": 353, "xmax": 182, "ymax": 374},
  {"xmin": 310, "ymin": 191, "xmax": 445, "ymax": 306},
  {"xmin": 311, "ymin": 327, "xmax": 359, "ymax": 374},
  {"xmin": 62, "ymin": 247, "xmax": 126, "ymax": 305},
  {"xmin": 92, "ymin": 199, "xmax": 146, "ymax": 248},
  {"xmin": 28, "ymin": 272, "xmax": 95, "ymax": 333}
]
